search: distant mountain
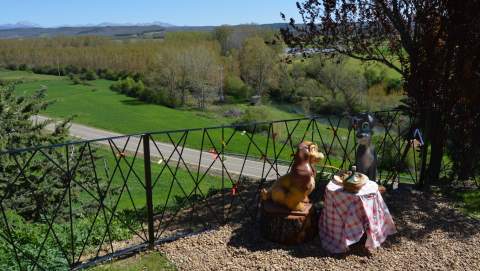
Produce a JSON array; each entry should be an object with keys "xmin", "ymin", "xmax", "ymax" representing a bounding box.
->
[{"xmin": 0, "ymin": 21, "xmax": 41, "ymax": 30}]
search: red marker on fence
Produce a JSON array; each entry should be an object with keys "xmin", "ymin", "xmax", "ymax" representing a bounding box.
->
[
  {"xmin": 231, "ymin": 184, "xmax": 238, "ymax": 196},
  {"xmin": 208, "ymin": 148, "xmax": 219, "ymax": 159}
]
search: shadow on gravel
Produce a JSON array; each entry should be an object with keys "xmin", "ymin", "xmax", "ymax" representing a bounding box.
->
[
  {"xmin": 227, "ymin": 222, "xmax": 372, "ymax": 259},
  {"xmin": 153, "ymin": 174, "xmax": 478, "ymax": 259},
  {"xmin": 382, "ymin": 185, "xmax": 480, "ymax": 242},
  {"xmin": 226, "ymin": 184, "xmax": 480, "ymax": 260}
]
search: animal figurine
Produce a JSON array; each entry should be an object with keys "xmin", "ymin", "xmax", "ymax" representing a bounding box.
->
[
  {"xmin": 261, "ymin": 141, "xmax": 324, "ymax": 211},
  {"xmin": 354, "ymin": 113, "xmax": 377, "ymax": 182}
]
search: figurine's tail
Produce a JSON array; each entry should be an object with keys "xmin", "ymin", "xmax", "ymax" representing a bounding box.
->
[{"xmin": 260, "ymin": 188, "xmax": 270, "ymax": 201}]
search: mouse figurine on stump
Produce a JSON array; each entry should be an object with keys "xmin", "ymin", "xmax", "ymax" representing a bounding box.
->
[{"xmin": 259, "ymin": 141, "xmax": 325, "ymax": 245}]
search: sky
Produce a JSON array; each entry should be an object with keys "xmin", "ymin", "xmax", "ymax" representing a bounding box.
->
[{"xmin": 1, "ymin": 0, "xmax": 301, "ymax": 27}]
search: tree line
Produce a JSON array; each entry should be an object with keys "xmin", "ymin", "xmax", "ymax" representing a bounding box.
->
[{"xmin": 0, "ymin": 25, "xmax": 402, "ymax": 112}]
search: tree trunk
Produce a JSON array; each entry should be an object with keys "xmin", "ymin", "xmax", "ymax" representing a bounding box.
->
[
  {"xmin": 427, "ymin": 117, "xmax": 445, "ymax": 184},
  {"xmin": 260, "ymin": 200, "xmax": 317, "ymax": 245},
  {"xmin": 419, "ymin": 108, "xmax": 446, "ymax": 188}
]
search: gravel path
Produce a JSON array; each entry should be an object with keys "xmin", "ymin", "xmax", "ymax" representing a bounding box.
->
[{"xmin": 157, "ymin": 188, "xmax": 480, "ymax": 271}]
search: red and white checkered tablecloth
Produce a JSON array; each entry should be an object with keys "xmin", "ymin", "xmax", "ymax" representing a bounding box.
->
[{"xmin": 318, "ymin": 180, "xmax": 396, "ymax": 253}]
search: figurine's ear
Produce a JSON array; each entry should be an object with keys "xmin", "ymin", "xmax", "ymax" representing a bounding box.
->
[{"xmin": 368, "ymin": 114, "xmax": 374, "ymax": 125}]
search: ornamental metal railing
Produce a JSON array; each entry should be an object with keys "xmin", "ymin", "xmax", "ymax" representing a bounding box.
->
[{"xmin": 0, "ymin": 110, "xmax": 420, "ymax": 270}]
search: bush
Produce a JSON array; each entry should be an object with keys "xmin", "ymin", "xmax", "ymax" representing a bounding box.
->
[
  {"xmin": 385, "ymin": 78, "xmax": 403, "ymax": 94},
  {"xmin": 312, "ymin": 98, "xmax": 347, "ymax": 115},
  {"xmin": 64, "ymin": 65, "xmax": 80, "ymax": 75},
  {"xmin": 374, "ymin": 135, "xmax": 417, "ymax": 179},
  {"xmin": 97, "ymin": 68, "xmax": 120, "ymax": 81},
  {"xmin": 32, "ymin": 66, "xmax": 58, "ymax": 75},
  {"xmin": 6, "ymin": 63, "xmax": 18, "ymax": 70},
  {"xmin": 224, "ymin": 75, "xmax": 252, "ymax": 101},
  {"xmin": 0, "ymin": 211, "xmax": 135, "ymax": 270},
  {"xmin": 71, "ymin": 76, "xmax": 83, "ymax": 85},
  {"xmin": 80, "ymin": 70, "xmax": 97, "ymax": 81},
  {"xmin": 110, "ymin": 77, "xmax": 145, "ymax": 97},
  {"xmin": 18, "ymin": 64, "xmax": 28, "ymax": 71},
  {"xmin": 232, "ymin": 106, "xmax": 272, "ymax": 133},
  {"xmin": 363, "ymin": 68, "xmax": 386, "ymax": 88},
  {"xmin": 224, "ymin": 108, "xmax": 243, "ymax": 118},
  {"xmin": 0, "ymin": 212, "xmax": 67, "ymax": 270}
]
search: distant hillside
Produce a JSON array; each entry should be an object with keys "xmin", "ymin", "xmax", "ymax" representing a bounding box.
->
[
  {"xmin": 0, "ymin": 23, "xmax": 288, "ymax": 39},
  {"xmin": 0, "ymin": 25, "xmax": 167, "ymax": 39},
  {"xmin": 0, "ymin": 21, "xmax": 40, "ymax": 30}
]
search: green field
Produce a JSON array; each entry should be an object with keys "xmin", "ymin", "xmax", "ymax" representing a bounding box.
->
[
  {"xmin": 7, "ymin": 70, "xmax": 349, "ymax": 163},
  {"xmin": 0, "ymin": 69, "xmax": 64, "ymax": 82},
  {"xmin": 90, "ymin": 252, "xmax": 175, "ymax": 271},
  {"xmin": 90, "ymin": 147, "xmax": 228, "ymax": 212},
  {"xmin": 13, "ymin": 76, "xmax": 229, "ymax": 133},
  {"xmin": 3, "ymin": 69, "xmax": 413, "ymax": 178},
  {"xmin": 7, "ymin": 70, "xmax": 297, "ymax": 134}
]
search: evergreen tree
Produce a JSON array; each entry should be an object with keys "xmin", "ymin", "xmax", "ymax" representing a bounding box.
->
[{"xmin": 0, "ymin": 84, "xmax": 97, "ymax": 221}]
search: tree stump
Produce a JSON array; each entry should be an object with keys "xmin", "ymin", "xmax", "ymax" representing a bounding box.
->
[{"xmin": 260, "ymin": 200, "xmax": 317, "ymax": 245}]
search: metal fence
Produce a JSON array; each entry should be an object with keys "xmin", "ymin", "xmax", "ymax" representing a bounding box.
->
[{"xmin": 0, "ymin": 110, "xmax": 419, "ymax": 270}]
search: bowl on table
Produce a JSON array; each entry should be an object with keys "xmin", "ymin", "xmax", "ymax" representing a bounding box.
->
[{"xmin": 333, "ymin": 170, "xmax": 368, "ymax": 193}]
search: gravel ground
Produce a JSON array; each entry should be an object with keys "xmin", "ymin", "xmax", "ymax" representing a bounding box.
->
[{"xmin": 157, "ymin": 188, "xmax": 480, "ymax": 271}]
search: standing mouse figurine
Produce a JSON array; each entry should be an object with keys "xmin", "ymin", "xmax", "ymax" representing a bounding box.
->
[{"xmin": 354, "ymin": 113, "xmax": 377, "ymax": 182}]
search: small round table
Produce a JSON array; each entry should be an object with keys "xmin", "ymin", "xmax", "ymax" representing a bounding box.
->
[{"xmin": 318, "ymin": 180, "xmax": 396, "ymax": 253}]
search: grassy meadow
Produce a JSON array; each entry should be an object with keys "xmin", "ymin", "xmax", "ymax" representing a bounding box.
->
[
  {"xmin": 7, "ymin": 70, "xmax": 356, "ymax": 165},
  {"xmin": 90, "ymin": 252, "xmax": 176, "ymax": 271},
  {"xmin": 4, "ymin": 69, "xmax": 414, "ymax": 179}
]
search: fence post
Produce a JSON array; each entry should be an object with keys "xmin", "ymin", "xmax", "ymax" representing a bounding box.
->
[{"xmin": 143, "ymin": 134, "xmax": 155, "ymax": 249}]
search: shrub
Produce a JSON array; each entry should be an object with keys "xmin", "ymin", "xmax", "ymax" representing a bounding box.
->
[
  {"xmin": 0, "ymin": 211, "xmax": 135, "ymax": 270},
  {"xmin": 232, "ymin": 106, "xmax": 272, "ymax": 133},
  {"xmin": 0, "ymin": 212, "xmax": 67, "ymax": 270},
  {"xmin": 104, "ymin": 69, "xmax": 119, "ymax": 80},
  {"xmin": 64, "ymin": 65, "xmax": 80, "ymax": 75},
  {"xmin": 224, "ymin": 75, "xmax": 252, "ymax": 101},
  {"xmin": 312, "ymin": 98, "xmax": 347, "ymax": 115},
  {"xmin": 71, "ymin": 76, "xmax": 83, "ymax": 85},
  {"xmin": 385, "ymin": 78, "xmax": 403, "ymax": 94},
  {"xmin": 363, "ymin": 68, "xmax": 386, "ymax": 88},
  {"xmin": 33, "ymin": 66, "xmax": 61, "ymax": 75},
  {"xmin": 224, "ymin": 108, "xmax": 243, "ymax": 118},
  {"xmin": 373, "ymin": 135, "xmax": 416, "ymax": 175},
  {"xmin": 6, "ymin": 63, "xmax": 18, "ymax": 70},
  {"xmin": 80, "ymin": 70, "xmax": 98, "ymax": 81},
  {"xmin": 18, "ymin": 64, "xmax": 28, "ymax": 71},
  {"xmin": 97, "ymin": 68, "xmax": 120, "ymax": 81},
  {"xmin": 118, "ymin": 70, "xmax": 133, "ymax": 80},
  {"xmin": 110, "ymin": 77, "xmax": 145, "ymax": 97}
]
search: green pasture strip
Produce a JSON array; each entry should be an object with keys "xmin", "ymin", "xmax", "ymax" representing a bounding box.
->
[{"xmin": 89, "ymin": 252, "xmax": 176, "ymax": 271}]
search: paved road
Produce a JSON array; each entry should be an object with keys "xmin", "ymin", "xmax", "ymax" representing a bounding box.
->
[{"xmin": 33, "ymin": 116, "xmax": 289, "ymax": 180}]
